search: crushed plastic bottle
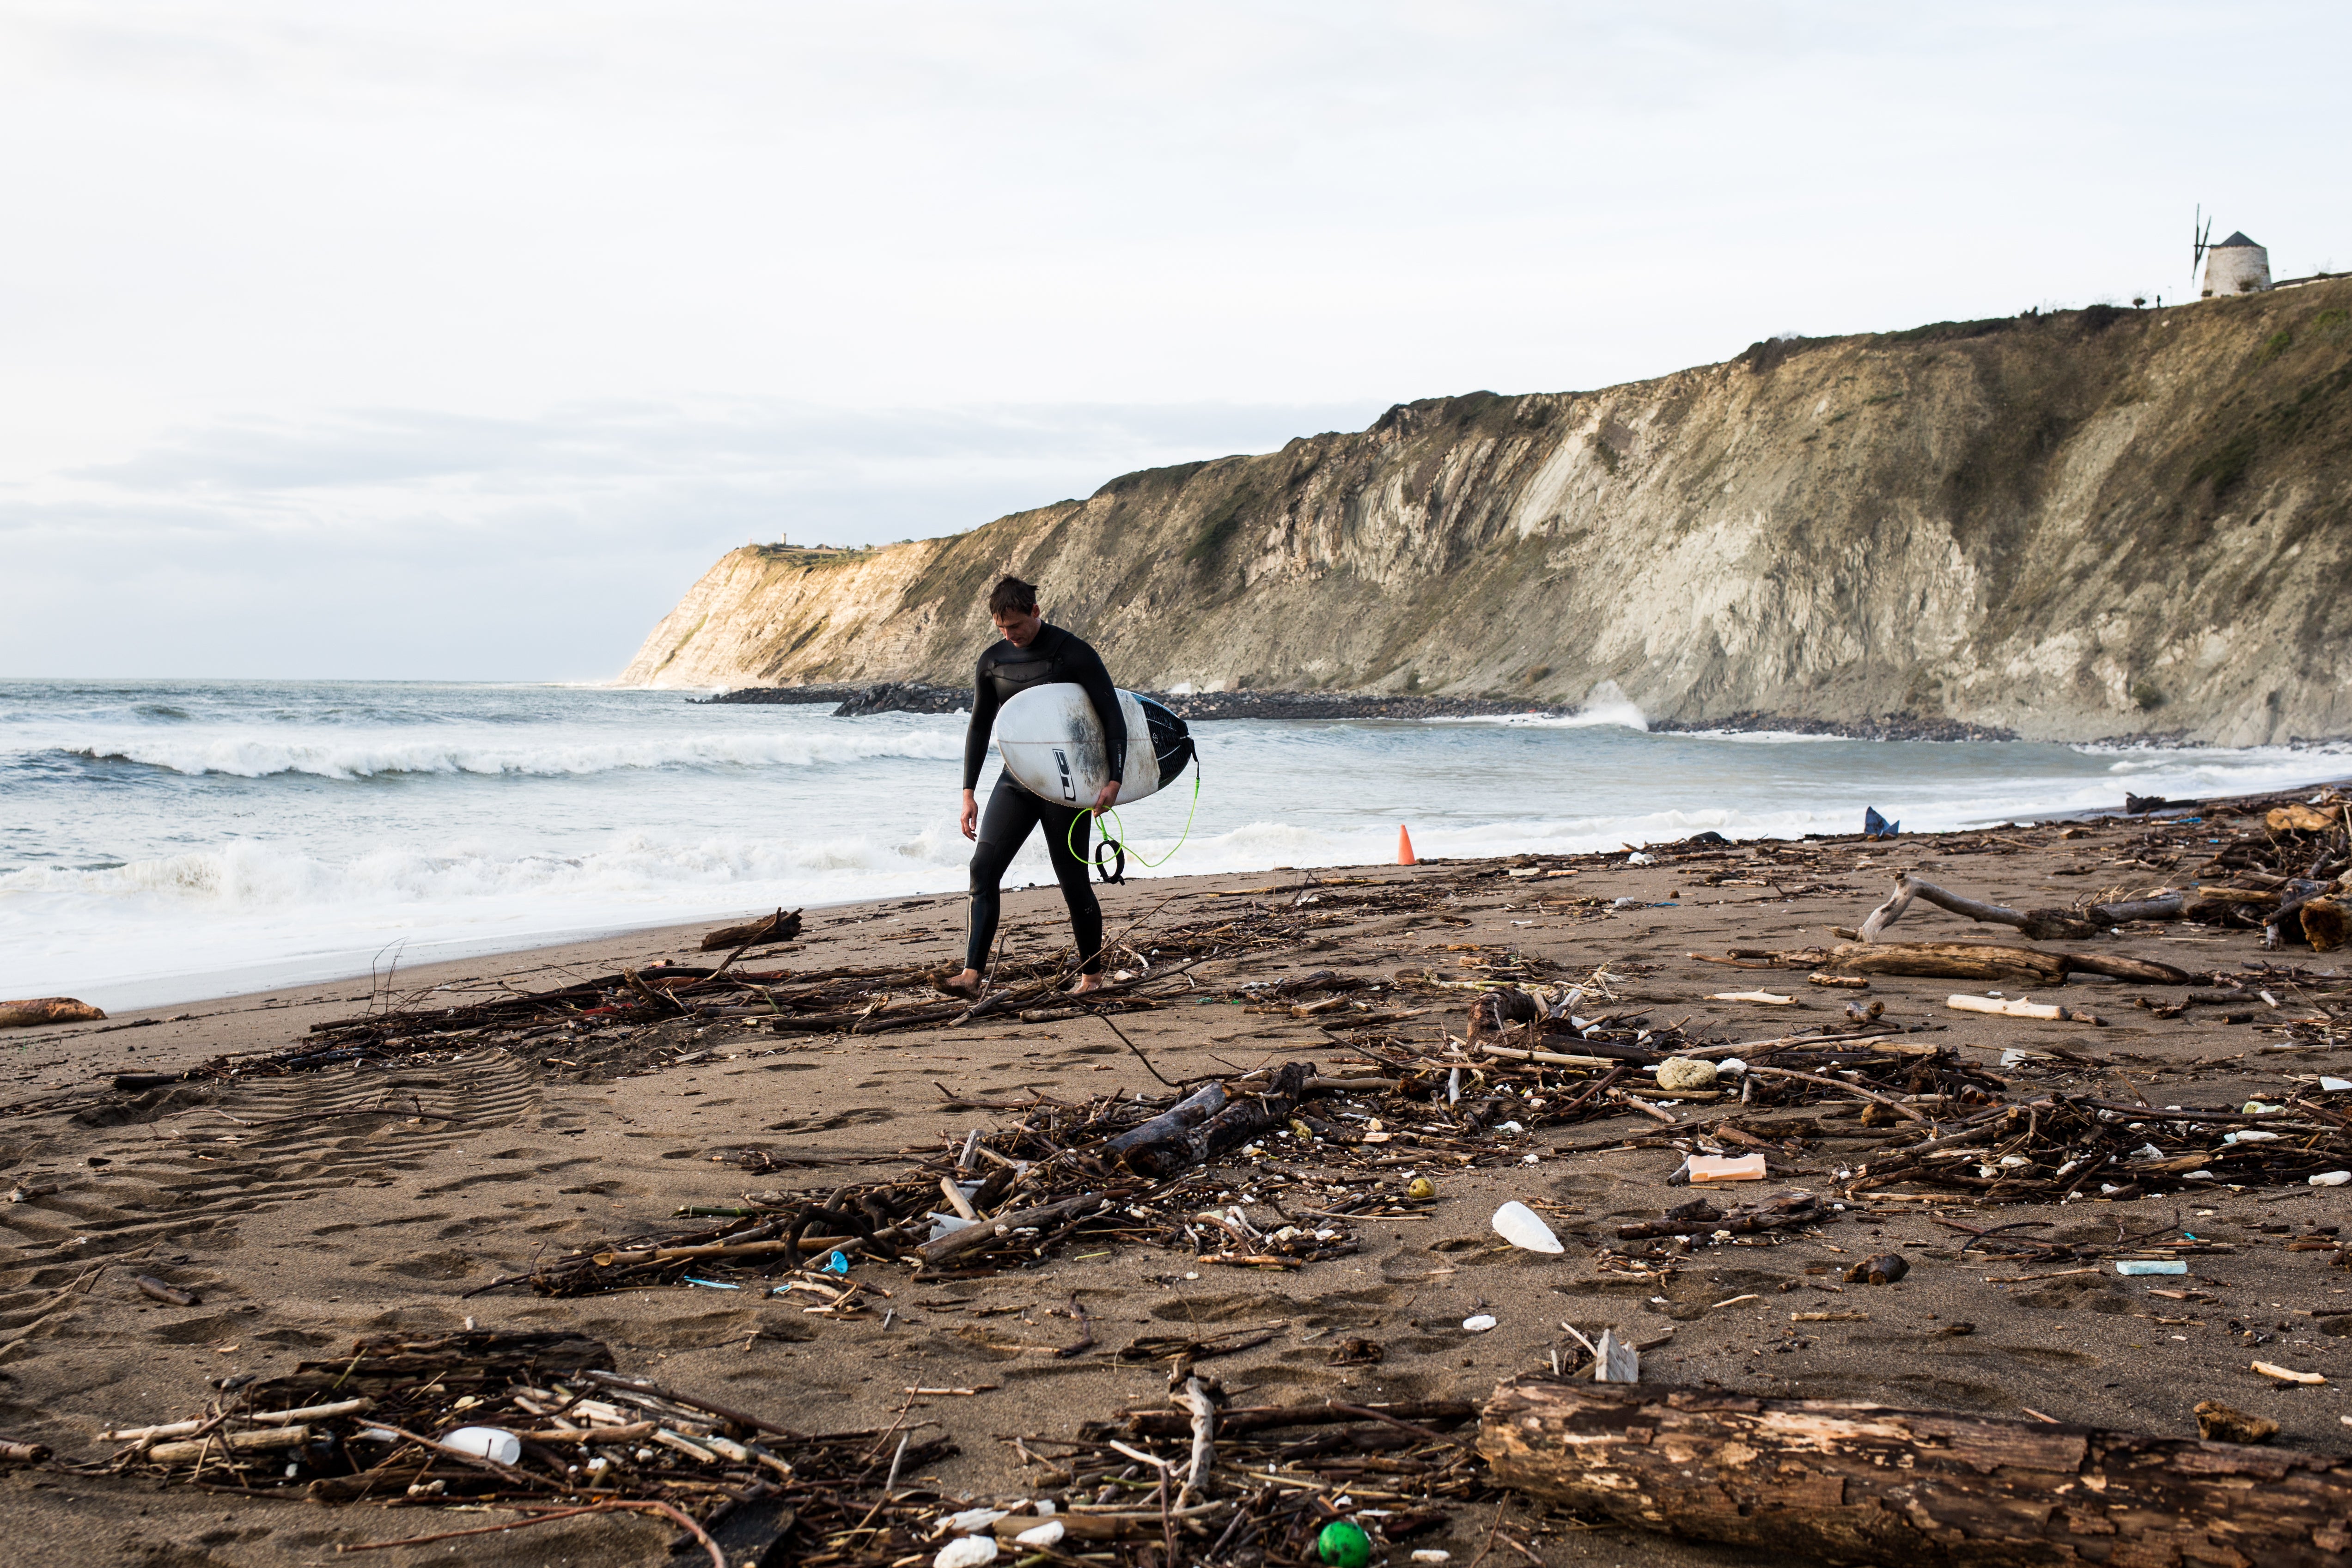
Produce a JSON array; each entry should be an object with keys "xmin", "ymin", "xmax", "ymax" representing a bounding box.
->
[{"xmin": 439, "ymin": 1427, "xmax": 522, "ymax": 1465}]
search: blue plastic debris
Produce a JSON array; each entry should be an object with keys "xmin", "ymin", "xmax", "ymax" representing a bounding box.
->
[
  {"xmin": 1863, "ymin": 807, "xmax": 1901, "ymax": 840},
  {"xmin": 682, "ymin": 1276, "xmax": 741, "ymax": 1289},
  {"xmin": 821, "ymin": 1249, "xmax": 850, "ymax": 1275}
]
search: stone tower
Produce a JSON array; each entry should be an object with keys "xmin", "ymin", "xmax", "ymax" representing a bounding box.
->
[{"xmin": 2202, "ymin": 232, "xmax": 2271, "ymax": 298}]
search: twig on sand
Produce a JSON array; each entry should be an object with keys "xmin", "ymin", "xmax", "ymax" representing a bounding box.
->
[
  {"xmin": 1740, "ymin": 1065, "xmax": 1935, "ymax": 1127},
  {"xmin": 1091, "ymin": 1009, "xmax": 1177, "ymax": 1087}
]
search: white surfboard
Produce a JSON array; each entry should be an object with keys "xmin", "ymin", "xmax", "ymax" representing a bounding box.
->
[{"xmin": 995, "ymin": 686, "xmax": 1192, "ymax": 808}]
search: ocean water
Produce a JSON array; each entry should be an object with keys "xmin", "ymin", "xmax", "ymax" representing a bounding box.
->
[{"xmin": 2, "ymin": 678, "xmax": 2343, "ymax": 1012}]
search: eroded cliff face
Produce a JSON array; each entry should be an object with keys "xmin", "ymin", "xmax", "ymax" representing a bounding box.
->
[{"xmin": 622, "ymin": 282, "xmax": 2352, "ymax": 744}]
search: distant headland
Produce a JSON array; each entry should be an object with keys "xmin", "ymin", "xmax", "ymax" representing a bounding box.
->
[{"xmin": 628, "ymin": 281, "xmax": 2352, "ymax": 747}]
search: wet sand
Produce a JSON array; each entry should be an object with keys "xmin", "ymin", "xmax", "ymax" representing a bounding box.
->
[{"xmin": 4, "ymin": 817, "xmax": 2349, "ymax": 1565}]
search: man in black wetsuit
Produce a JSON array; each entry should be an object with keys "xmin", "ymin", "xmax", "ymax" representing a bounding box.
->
[{"xmin": 939, "ymin": 575, "xmax": 1125, "ymax": 999}]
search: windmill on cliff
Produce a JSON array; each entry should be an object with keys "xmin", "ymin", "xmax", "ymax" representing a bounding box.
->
[{"xmin": 2192, "ymin": 206, "xmax": 2271, "ymax": 298}]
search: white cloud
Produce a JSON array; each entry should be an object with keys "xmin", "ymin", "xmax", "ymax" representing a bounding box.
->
[
  {"xmin": 0, "ymin": 399, "xmax": 1373, "ymax": 678},
  {"xmin": 0, "ymin": 1, "xmax": 2343, "ymax": 677}
]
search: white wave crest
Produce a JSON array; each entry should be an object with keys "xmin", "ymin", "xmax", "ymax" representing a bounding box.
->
[
  {"xmin": 1439, "ymin": 700, "xmax": 1651, "ymax": 732},
  {"xmin": 55, "ymin": 726, "xmax": 966, "ymax": 781}
]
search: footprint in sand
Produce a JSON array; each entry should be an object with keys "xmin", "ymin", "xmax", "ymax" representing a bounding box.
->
[
  {"xmin": 0, "ymin": 1047, "xmax": 541, "ymax": 1348},
  {"xmin": 1148, "ymin": 1290, "xmax": 1304, "ymax": 1323}
]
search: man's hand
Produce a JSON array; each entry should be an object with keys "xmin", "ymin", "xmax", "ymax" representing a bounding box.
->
[
  {"xmin": 959, "ymin": 789, "xmax": 979, "ymax": 840},
  {"xmin": 1091, "ymin": 781, "xmax": 1121, "ymax": 816}
]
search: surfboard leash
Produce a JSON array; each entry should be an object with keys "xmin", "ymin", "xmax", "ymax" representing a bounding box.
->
[{"xmin": 1069, "ymin": 768, "xmax": 1202, "ymax": 883}]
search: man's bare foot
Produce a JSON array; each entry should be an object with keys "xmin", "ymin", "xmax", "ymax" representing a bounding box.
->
[
  {"xmin": 935, "ymin": 969, "xmax": 985, "ymax": 999},
  {"xmin": 1067, "ymin": 972, "xmax": 1108, "ymax": 994}
]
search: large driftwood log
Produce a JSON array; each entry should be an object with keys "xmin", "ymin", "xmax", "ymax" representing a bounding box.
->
[
  {"xmin": 2059, "ymin": 950, "xmax": 2198, "ymax": 984},
  {"xmin": 1820, "ymin": 941, "xmax": 2194, "ymax": 987},
  {"xmin": 1823, "ymin": 941, "xmax": 2070, "ymax": 984},
  {"xmin": 699, "ymin": 907, "xmax": 803, "ymax": 952},
  {"xmin": 1480, "ymin": 1379, "xmax": 2352, "ymax": 1567},
  {"xmin": 0, "ymin": 997, "xmax": 105, "ymax": 1029},
  {"xmin": 1118, "ymin": 1063, "xmax": 1314, "ymax": 1178},
  {"xmin": 1104, "ymin": 1081, "xmax": 1227, "ymax": 1163},
  {"xmin": 2088, "ymin": 890, "xmax": 2189, "ymax": 924},
  {"xmin": 1861, "ymin": 874, "xmax": 2102, "ymax": 943},
  {"xmin": 1861, "ymin": 869, "xmax": 2339, "ymax": 956}
]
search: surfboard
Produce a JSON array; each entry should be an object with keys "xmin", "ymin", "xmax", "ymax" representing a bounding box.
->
[{"xmin": 994, "ymin": 686, "xmax": 1194, "ymax": 807}]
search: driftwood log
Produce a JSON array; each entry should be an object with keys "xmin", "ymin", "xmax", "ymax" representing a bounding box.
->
[
  {"xmin": 1820, "ymin": 941, "xmax": 2194, "ymax": 987},
  {"xmin": 699, "ymin": 908, "xmax": 803, "ymax": 952},
  {"xmin": 916, "ymin": 1191, "xmax": 1111, "ymax": 1265},
  {"xmin": 2090, "ymin": 890, "xmax": 2190, "ymax": 923},
  {"xmin": 1117, "ymin": 1063, "xmax": 1315, "ymax": 1178},
  {"xmin": 1859, "ymin": 871, "xmax": 2278, "ymax": 948},
  {"xmin": 2268, "ymin": 881, "xmax": 2338, "ymax": 951},
  {"xmin": 0, "ymin": 997, "xmax": 105, "ymax": 1029},
  {"xmin": 1480, "ymin": 1379, "xmax": 2352, "ymax": 1567},
  {"xmin": 1862, "ymin": 874, "xmax": 2103, "ymax": 943},
  {"xmin": 1104, "ymin": 1082, "xmax": 1227, "ymax": 1163},
  {"xmin": 1823, "ymin": 941, "xmax": 2069, "ymax": 984},
  {"xmin": 1862, "ymin": 868, "xmax": 2348, "ymax": 955},
  {"xmin": 2059, "ymin": 949, "xmax": 2200, "ymax": 984}
]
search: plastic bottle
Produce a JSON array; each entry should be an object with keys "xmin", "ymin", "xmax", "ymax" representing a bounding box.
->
[{"xmin": 439, "ymin": 1427, "xmax": 522, "ymax": 1465}]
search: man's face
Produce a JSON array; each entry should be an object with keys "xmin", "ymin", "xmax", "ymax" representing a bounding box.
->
[{"xmin": 993, "ymin": 605, "xmax": 1044, "ymax": 647}]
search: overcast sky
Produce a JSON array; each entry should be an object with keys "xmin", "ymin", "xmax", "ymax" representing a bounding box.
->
[{"xmin": 4, "ymin": 1, "xmax": 2344, "ymax": 682}]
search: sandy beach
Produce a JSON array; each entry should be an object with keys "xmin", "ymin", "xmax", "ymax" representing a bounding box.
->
[{"xmin": 4, "ymin": 798, "xmax": 2350, "ymax": 1566}]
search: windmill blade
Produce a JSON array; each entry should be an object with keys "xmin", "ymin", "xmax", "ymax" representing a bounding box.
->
[{"xmin": 2191, "ymin": 207, "xmax": 2211, "ymax": 279}]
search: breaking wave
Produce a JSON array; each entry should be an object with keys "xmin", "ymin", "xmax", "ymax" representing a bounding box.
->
[
  {"xmin": 54, "ymin": 727, "xmax": 966, "ymax": 781},
  {"xmin": 8, "ymin": 673, "xmax": 2351, "ymax": 1011}
]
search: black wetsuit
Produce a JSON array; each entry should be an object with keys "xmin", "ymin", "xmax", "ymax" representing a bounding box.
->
[{"xmin": 962, "ymin": 625, "xmax": 1126, "ymax": 974}]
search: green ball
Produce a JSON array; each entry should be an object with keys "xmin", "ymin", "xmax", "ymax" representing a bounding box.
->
[{"xmin": 1316, "ymin": 1519, "xmax": 1372, "ymax": 1568}]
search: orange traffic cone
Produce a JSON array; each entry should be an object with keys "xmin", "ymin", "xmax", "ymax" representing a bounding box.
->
[{"xmin": 1397, "ymin": 825, "xmax": 1417, "ymax": 866}]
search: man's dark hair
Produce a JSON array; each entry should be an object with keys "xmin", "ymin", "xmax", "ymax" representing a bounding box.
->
[{"xmin": 987, "ymin": 575, "xmax": 1040, "ymax": 616}]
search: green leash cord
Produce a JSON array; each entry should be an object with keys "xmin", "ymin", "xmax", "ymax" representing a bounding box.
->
[{"xmin": 1068, "ymin": 769, "xmax": 1202, "ymax": 882}]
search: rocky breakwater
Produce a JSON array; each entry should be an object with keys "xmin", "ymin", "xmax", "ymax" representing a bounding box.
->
[{"xmin": 625, "ymin": 283, "xmax": 2352, "ymax": 745}]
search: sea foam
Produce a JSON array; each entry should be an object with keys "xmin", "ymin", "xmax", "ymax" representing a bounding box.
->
[
  {"xmin": 55, "ymin": 726, "xmax": 965, "ymax": 781},
  {"xmin": 5, "ymin": 675, "xmax": 2346, "ymax": 1011}
]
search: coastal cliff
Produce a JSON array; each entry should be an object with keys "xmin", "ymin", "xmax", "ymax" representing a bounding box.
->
[{"xmin": 622, "ymin": 281, "xmax": 2352, "ymax": 744}]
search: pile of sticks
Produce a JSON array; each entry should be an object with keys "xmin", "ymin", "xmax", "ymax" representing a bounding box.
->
[
  {"xmin": 476, "ymin": 1065, "xmax": 1379, "ymax": 1296},
  {"xmin": 985, "ymin": 1391, "xmax": 1497, "ymax": 1562},
  {"xmin": 67, "ymin": 1327, "xmax": 1524, "ymax": 1566},
  {"xmin": 1842, "ymin": 1090, "xmax": 2352, "ymax": 1203},
  {"xmin": 76, "ymin": 1330, "xmax": 962, "ymax": 1566}
]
